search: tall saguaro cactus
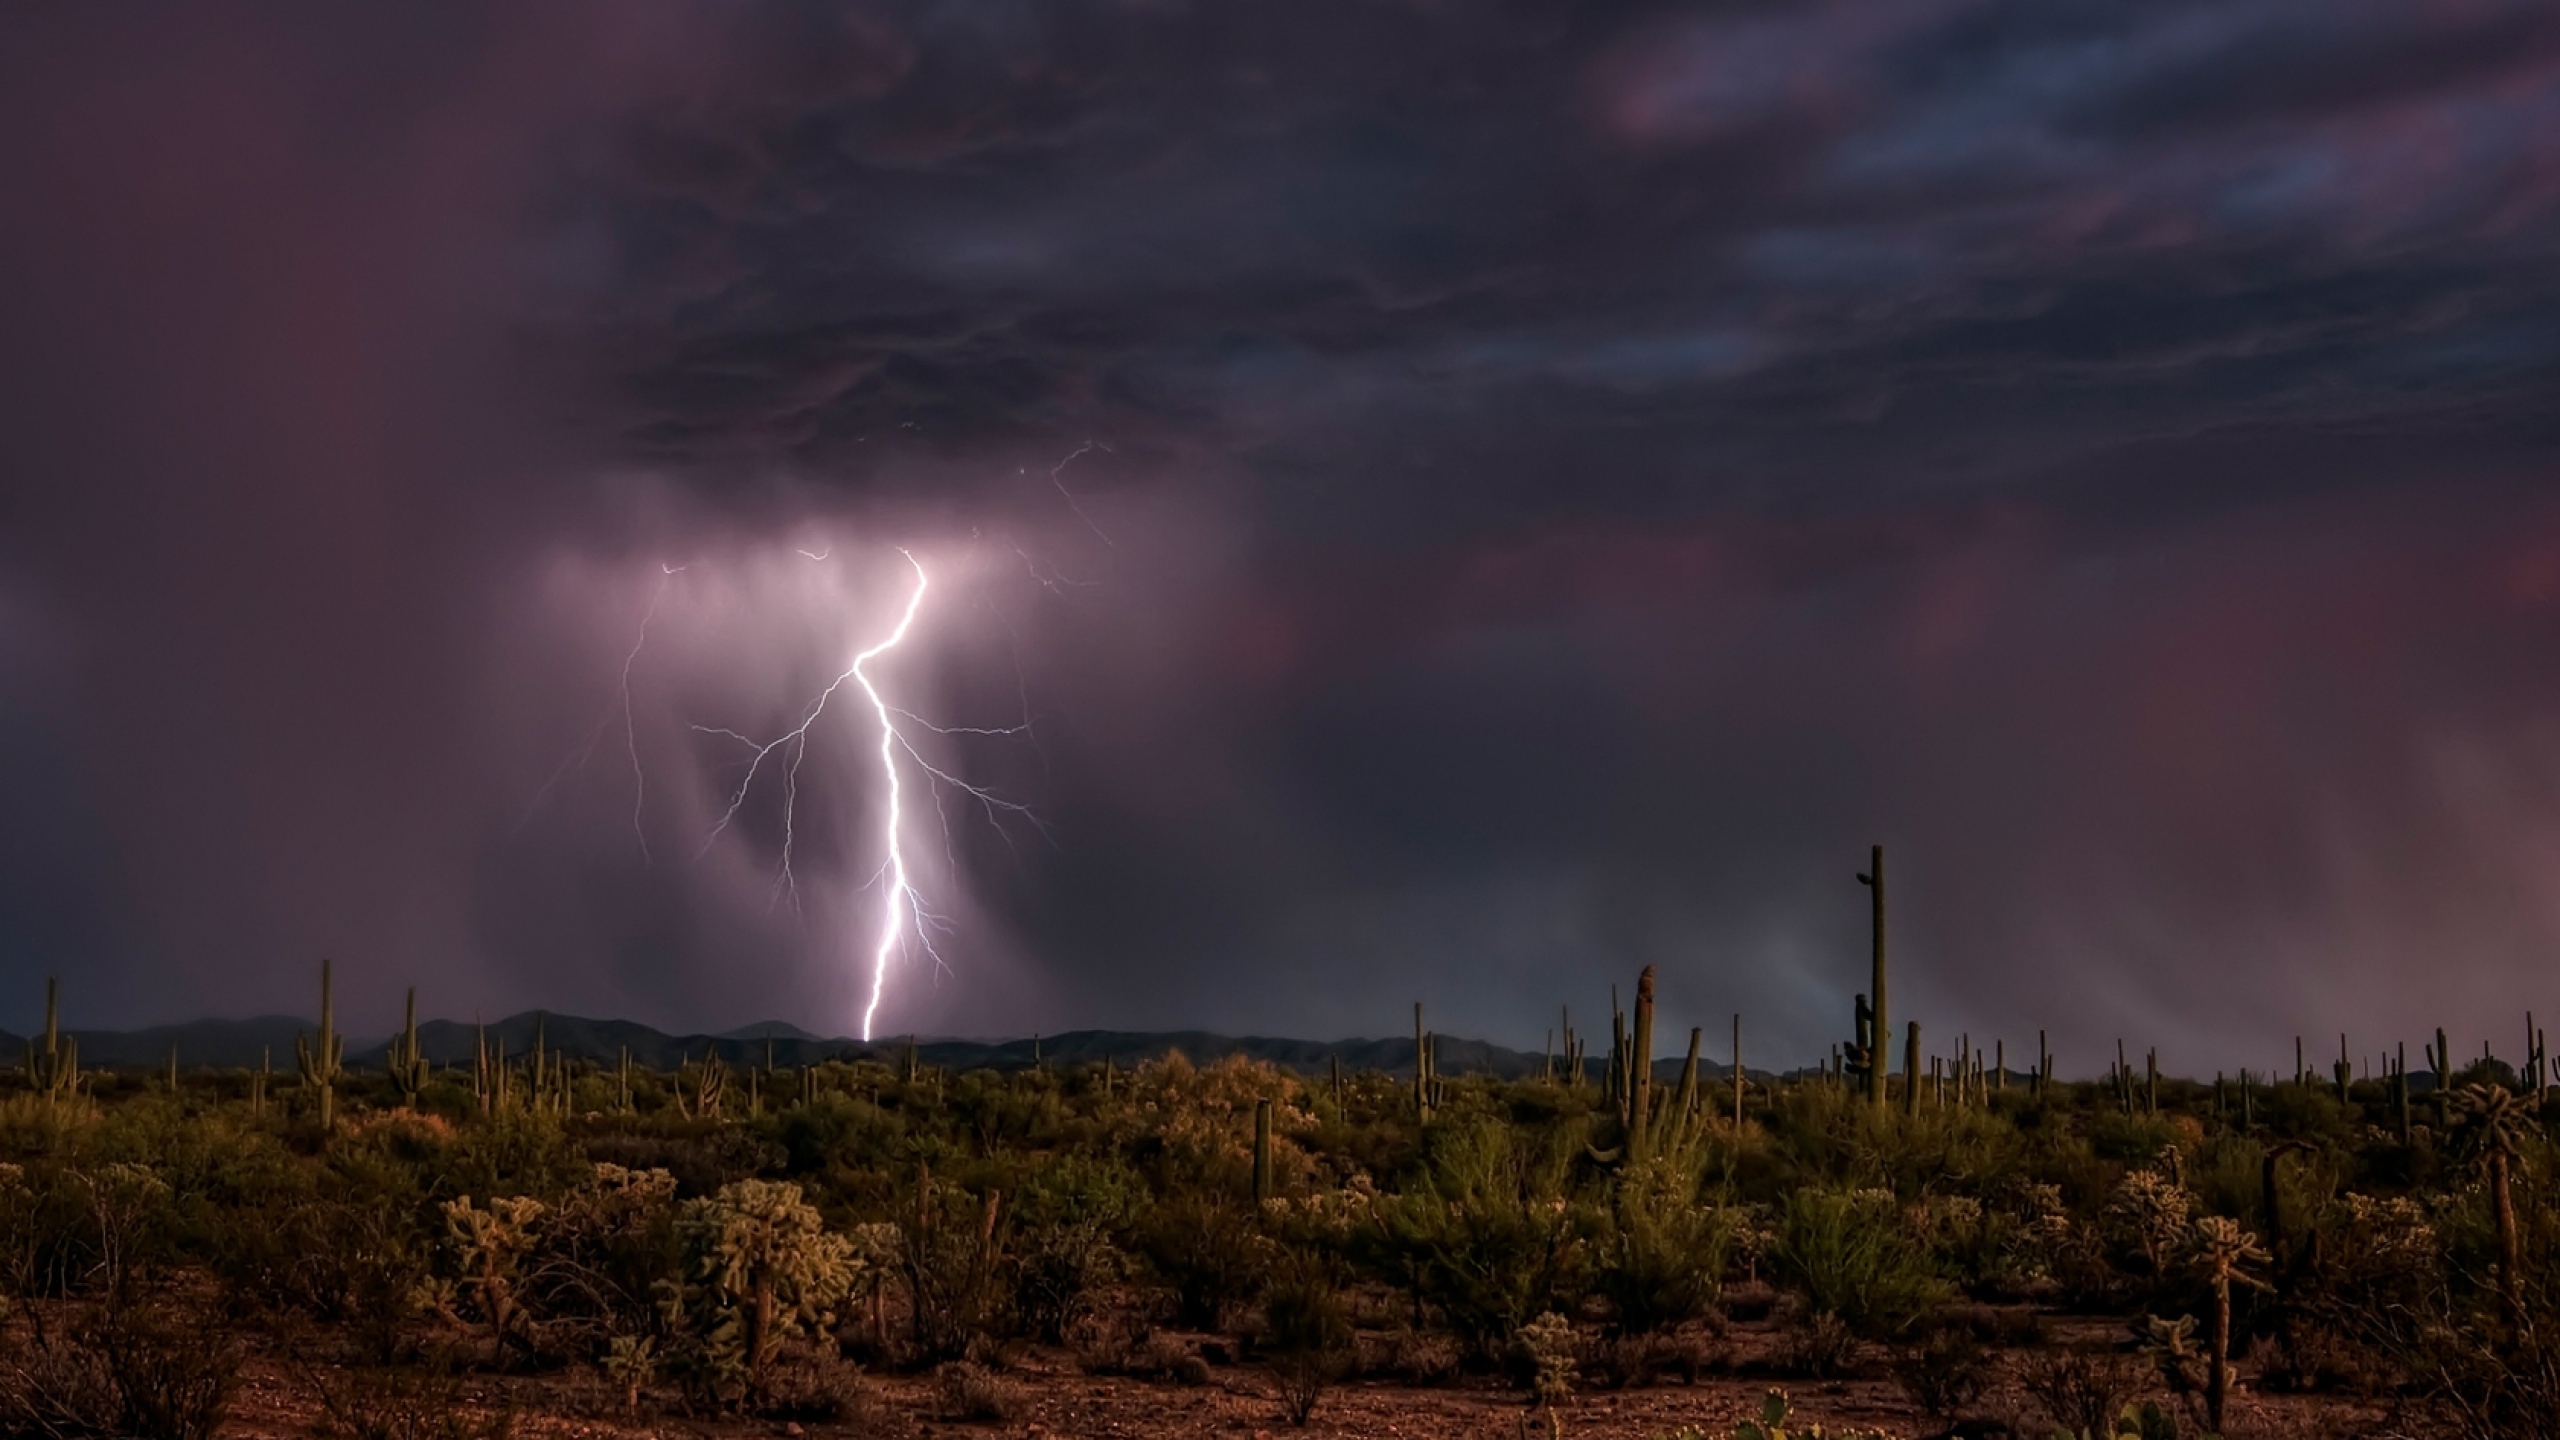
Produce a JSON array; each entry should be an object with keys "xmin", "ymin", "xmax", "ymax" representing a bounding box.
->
[
  {"xmin": 1629, "ymin": 966, "xmax": 1656, "ymax": 1156},
  {"xmin": 1413, "ymin": 1002, "xmax": 1436, "ymax": 1122},
  {"xmin": 1902, "ymin": 1021, "xmax": 1921, "ymax": 1118},
  {"xmin": 1857, "ymin": 846, "xmax": 1887, "ymax": 1109},
  {"xmin": 1252, "ymin": 1098, "xmax": 1275, "ymax": 1203},
  {"xmin": 388, "ymin": 987, "xmax": 430, "ymax": 1107},
  {"xmin": 25, "ymin": 976, "xmax": 79, "ymax": 1114},
  {"xmin": 295, "ymin": 958, "xmax": 345, "ymax": 1132}
]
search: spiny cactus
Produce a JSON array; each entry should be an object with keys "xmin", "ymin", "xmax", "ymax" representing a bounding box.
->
[
  {"xmin": 1628, "ymin": 966, "xmax": 1656, "ymax": 1155},
  {"xmin": 1732, "ymin": 1012, "xmax": 1745, "ymax": 1128},
  {"xmin": 1252, "ymin": 1097, "xmax": 1274, "ymax": 1203},
  {"xmin": 2188, "ymin": 1215, "xmax": 2271, "ymax": 1432},
  {"xmin": 1412, "ymin": 1002, "xmax": 1435, "ymax": 1122},
  {"xmin": 677, "ymin": 1051, "xmax": 728, "ymax": 1121},
  {"xmin": 24, "ymin": 976, "xmax": 79, "ymax": 1113},
  {"xmin": 444, "ymin": 1193, "xmax": 545, "ymax": 1363},
  {"xmin": 1903, "ymin": 1021, "xmax": 1921, "ymax": 1117},
  {"xmin": 1721, "ymin": 1388, "xmax": 1891, "ymax": 1440},
  {"xmin": 1857, "ymin": 845, "xmax": 1887, "ymax": 1111},
  {"xmin": 675, "ymin": 1178, "xmax": 860, "ymax": 1396},
  {"xmin": 1676, "ymin": 1025, "xmax": 1701, "ymax": 1118},
  {"xmin": 294, "ymin": 958, "xmax": 344, "ymax": 1132},
  {"xmin": 251, "ymin": 1046, "xmax": 270, "ymax": 1118},
  {"xmin": 2450, "ymin": 1083, "xmax": 2528, "ymax": 1325},
  {"xmin": 388, "ymin": 987, "xmax": 429, "ymax": 1107}
]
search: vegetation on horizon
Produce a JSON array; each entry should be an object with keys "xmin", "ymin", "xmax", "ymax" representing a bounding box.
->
[{"xmin": 1, "ymin": 856, "xmax": 2555, "ymax": 1439}]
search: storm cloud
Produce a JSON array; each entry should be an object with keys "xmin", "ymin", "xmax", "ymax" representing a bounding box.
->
[{"xmin": 2, "ymin": 1, "xmax": 2557, "ymax": 1074}]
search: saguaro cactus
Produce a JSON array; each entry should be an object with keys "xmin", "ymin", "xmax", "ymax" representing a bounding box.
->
[
  {"xmin": 25, "ymin": 976, "xmax": 79, "ymax": 1114},
  {"xmin": 1902, "ymin": 1021, "xmax": 1921, "ymax": 1117},
  {"xmin": 1629, "ymin": 966, "xmax": 1656, "ymax": 1155},
  {"xmin": 1732, "ymin": 1012, "xmax": 1745, "ymax": 1128},
  {"xmin": 1413, "ymin": 1002, "xmax": 1438, "ymax": 1122},
  {"xmin": 295, "ymin": 958, "xmax": 345, "ymax": 1132},
  {"xmin": 1253, "ymin": 1097, "xmax": 1275, "ymax": 1203},
  {"xmin": 388, "ymin": 987, "xmax": 430, "ymax": 1107},
  {"xmin": 1676, "ymin": 1026, "xmax": 1701, "ymax": 1118},
  {"xmin": 1857, "ymin": 846, "xmax": 1887, "ymax": 1109}
]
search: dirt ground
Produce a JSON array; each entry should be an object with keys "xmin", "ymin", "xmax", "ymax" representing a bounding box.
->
[{"xmin": 214, "ymin": 1313, "xmax": 2392, "ymax": 1440}]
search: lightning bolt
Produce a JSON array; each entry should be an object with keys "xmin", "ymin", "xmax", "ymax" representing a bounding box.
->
[
  {"xmin": 518, "ymin": 564, "xmax": 680, "ymax": 858},
  {"xmin": 854, "ymin": 552, "xmax": 931, "ymax": 1041}
]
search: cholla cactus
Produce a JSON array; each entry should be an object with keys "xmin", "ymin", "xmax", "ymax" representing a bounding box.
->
[
  {"xmin": 1513, "ymin": 1311, "xmax": 1577, "ymax": 1439},
  {"xmin": 2103, "ymin": 1168, "xmax": 2194, "ymax": 1276},
  {"xmin": 2449, "ymin": 1083, "xmax": 2528, "ymax": 1325},
  {"xmin": 444, "ymin": 1194, "xmax": 546, "ymax": 1362},
  {"xmin": 2188, "ymin": 1215, "xmax": 2270, "ymax": 1432},
  {"xmin": 673, "ymin": 1179, "xmax": 859, "ymax": 1397}
]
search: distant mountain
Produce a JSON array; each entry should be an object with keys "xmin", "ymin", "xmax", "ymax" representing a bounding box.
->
[
  {"xmin": 714, "ymin": 1021, "xmax": 830, "ymax": 1043},
  {"xmin": 3, "ymin": 1017, "xmax": 312, "ymax": 1071},
  {"xmin": 0, "ymin": 1013, "xmax": 1785, "ymax": 1081}
]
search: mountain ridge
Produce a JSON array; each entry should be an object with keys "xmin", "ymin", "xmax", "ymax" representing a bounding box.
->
[{"xmin": 0, "ymin": 1013, "xmax": 1786, "ymax": 1080}]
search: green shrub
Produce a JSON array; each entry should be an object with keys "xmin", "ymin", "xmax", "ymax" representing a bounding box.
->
[
  {"xmin": 1370, "ymin": 1117, "xmax": 1587, "ymax": 1348},
  {"xmin": 1767, "ymin": 1189, "xmax": 1951, "ymax": 1340},
  {"xmin": 1592, "ymin": 1156, "xmax": 1736, "ymax": 1334}
]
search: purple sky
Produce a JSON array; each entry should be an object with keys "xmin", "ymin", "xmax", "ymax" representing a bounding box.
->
[{"xmin": 2, "ymin": 2, "xmax": 2558, "ymax": 1073}]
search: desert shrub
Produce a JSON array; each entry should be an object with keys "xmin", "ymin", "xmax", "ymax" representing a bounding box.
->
[
  {"xmin": 931, "ymin": 1361, "xmax": 1019, "ymax": 1421},
  {"xmin": 1133, "ymin": 1189, "xmax": 1272, "ymax": 1331},
  {"xmin": 0, "ymin": 1298, "xmax": 240, "ymax": 1440},
  {"xmin": 1011, "ymin": 1215, "xmax": 1121, "ymax": 1343},
  {"xmin": 1369, "ymin": 1116, "xmax": 1587, "ymax": 1348},
  {"xmin": 1590, "ymin": 1156, "xmax": 1735, "ymax": 1335},
  {"xmin": 1668, "ymin": 1388, "xmax": 1893, "ymax": 1440},
  {"xmin": 216, "ymin": 1192, "xmax": 427, "ymax": 1363},
  {"xmin": 2022, "ymin": 1345, "xmax": 2143, "ymax": 1437},
  {"xmin": 1008, "ymin": 1153, "xmax": 1137, "ymax": 1343},
  {"xmin": 1890, "ymin": 1322, "xmax": 1991, "ymax": 1421},
  {"xmin": 580, "ymin": 1126, "xmax": 786, "ymax": 1199},
  {"xmin": 1388, "ymin": 1326, "xmax": 1462, "ymax": 1385},
  {"xmin": 901, "ymin": 1182, "xmax": 1011, "ymax": 1362},
  {"xmin": 1766, "ymin": 1189, "xmax": 1950, "ymax": 1340},
  {"xmin": 297, "ymin": 1362, "xmax": 515, "ymax": 1440},
  {"xmin": 1773, "ymin": 1310, "xmax": 1860, "ymax": 1378},
  {"xmin": 1262, "ymin": 1260, "xmax": 1353, "ymax": 1426},
  {"xmin": 517, "ymin": 1163, "xmax": 682, "ymax": 1359}
]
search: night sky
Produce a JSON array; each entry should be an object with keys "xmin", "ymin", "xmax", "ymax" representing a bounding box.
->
[{"xmin": 3, "ymin": 2, "xmax": 2558, "ymax": 1073}]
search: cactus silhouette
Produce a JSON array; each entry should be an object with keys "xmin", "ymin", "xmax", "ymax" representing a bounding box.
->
[{"xmin": 294, "ymin": 958, "xmax": 345, "ymax": 1132}]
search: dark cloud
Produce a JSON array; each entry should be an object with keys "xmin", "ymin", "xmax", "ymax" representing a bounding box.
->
[{"xmin": 0, "ymin": 1, "xmax": 2556, "ymax": 1071}]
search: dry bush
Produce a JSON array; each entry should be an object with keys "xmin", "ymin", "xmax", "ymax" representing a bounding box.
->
[
  {"xmin": 931, "ymin": 1361, "xmax": 1019, "ymax": 1422},
  {"xmin": 1775, "ymin": 1310, "xmax": 1861, "ymax": 1379},
  {"xmin": 0, "ymin": 1301, "xmax": 239, "ymax": 1440},
  {"xmin": 1064, "ymin": 1309, "xmax": 1149, "ymax": 1374},
  {"xmin": 1262, "ymin": 1266, "xmax": 1352, "ymax": 1425},
  {"xmin": 751, "ymin": 1354, "xmax": 875, "ymax": 1424},
  {"xmin": 1578, "ymin": 1329, "xmax": 1723, "ymax": 1388},
  {"xmin": 299, "ymin": 1363, "xmax": 513, "ymax": 1440},
  {"xmin": 1891, "ymin": 1323, "xmax": 1992, "ymax": 1422},
  {"xmin": 1389, "ymin": 1325, "xmax": 1462, "ymax": 1386},
  {"xmin": 2023, "ymin": 1345, "xmax": 2144, "ymax": 1437}
]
